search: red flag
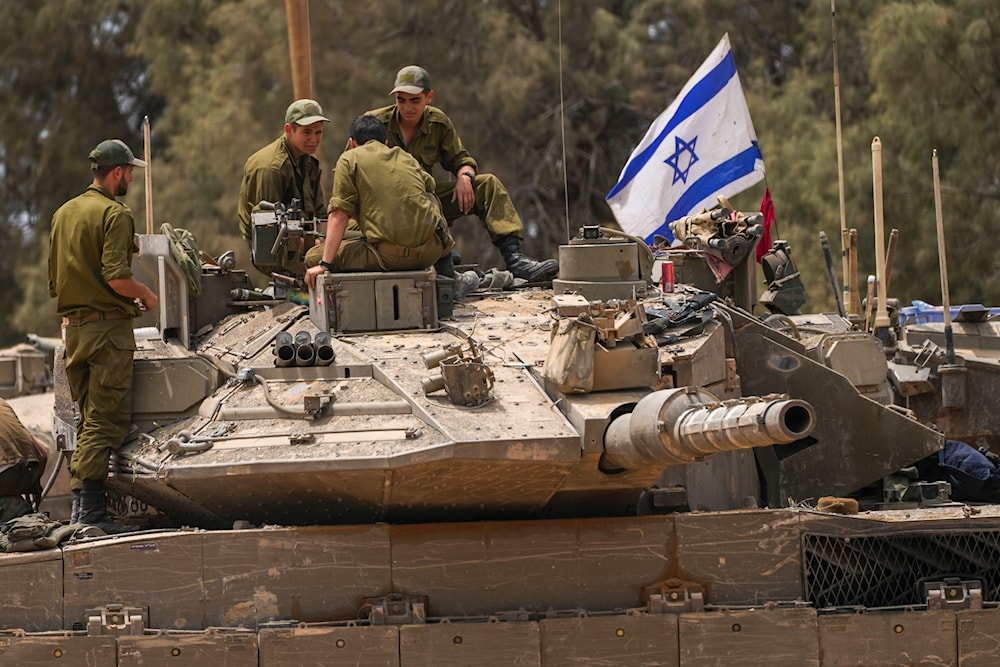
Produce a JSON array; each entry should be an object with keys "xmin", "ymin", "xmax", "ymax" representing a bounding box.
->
[{"xmin": 756, "ymin": 187, "xmax": 775, "ymax": 263}]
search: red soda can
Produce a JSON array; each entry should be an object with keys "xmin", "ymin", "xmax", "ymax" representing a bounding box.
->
[{"xmin": 661, "ymin": 260, "xmax": 674, "ymax": 293}]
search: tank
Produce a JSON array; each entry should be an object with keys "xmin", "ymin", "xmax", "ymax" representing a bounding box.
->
[{"xmin": 6, "ymin": 215, "xmax": 1000, "ymax": 667}]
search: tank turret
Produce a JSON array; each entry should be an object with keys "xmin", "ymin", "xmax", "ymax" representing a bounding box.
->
[{"xmin": 44, "ymin": 224, "xmax": 941, "ymax": 529}]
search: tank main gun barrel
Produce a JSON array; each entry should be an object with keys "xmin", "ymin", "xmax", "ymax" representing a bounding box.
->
[{"xmin": 602, "ymin": 388, "xmax": 815, "ymax": 470}]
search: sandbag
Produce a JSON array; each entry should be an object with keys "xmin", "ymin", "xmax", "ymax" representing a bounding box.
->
[{"xmin": 543, "ymin": 316, "xmax": 596, "ymax": 394}]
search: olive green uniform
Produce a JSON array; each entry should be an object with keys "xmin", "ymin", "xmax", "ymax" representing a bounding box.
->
[
  {"xmin": 48, "ymin": 185, "xmax": 142, "ymax": 491},
  {"xmin": 0, "ymin": 397, "xmax": 42, "ymax": 501},
  {"xmin": 238, "ymin": 135, "xmax": 325, "ymax": 243},
  {"xmin": 366, "ymin": 104, "xmax": 523, "ymax": 241},
  {"xmin": 306, "ymin": 141, "xmax": 454, "ymax": 271}
]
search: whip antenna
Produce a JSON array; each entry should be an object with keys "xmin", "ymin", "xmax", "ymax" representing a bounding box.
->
[
  {"xmin": 558, "ymin": 0, "xmax": 571, "ymax": 242},
  {"xmin": 143, "ymin": 115, "xmax": 153, "ymax": 235}
]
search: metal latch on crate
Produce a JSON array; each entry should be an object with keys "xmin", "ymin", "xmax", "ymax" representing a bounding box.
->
[
  {"xmin": 87, "ymin": 604, "xmax": 145, "ymax": 636},
  {"xmin": 925, "ymin": 578, "xmax": 982, "ymax": 611},
  {"xmin": 644, "ymin": 578, "xmax": 705, "ymax": 614},
  {"xmin": 363, "ymin": 593, "xmax": 428, "ymax": 625}
]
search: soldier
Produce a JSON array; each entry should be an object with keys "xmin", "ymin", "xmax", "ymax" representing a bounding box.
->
[
  {"xmin": 364, "ymin": 65, "xmax": 559, "ymax": 282},
  {"xmin": 238, "ymin": 99, "xmax": 330, "ymax": 248},
  {"xmin": 47, "ymin": 139, "xmax": 158, "ymax": 534},
  {"xmin": 304, "ymin": 114, "xmax": 479, "ymax": 298},
  {"xmin": 0, "ymin": 397, "xmax": 45, "ymax": 522}
]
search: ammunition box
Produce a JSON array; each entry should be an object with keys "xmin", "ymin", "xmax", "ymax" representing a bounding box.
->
[{"xmin": 310, "ymin": 269, "xmax": 438, "ymax": 333}]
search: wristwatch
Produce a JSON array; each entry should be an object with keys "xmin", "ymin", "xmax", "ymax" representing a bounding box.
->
[
  {"xmin": 319, "ymin": 259, "xmax": 336, "ymax": 272},
  {"xmin": 460, "ymin": 171, "xmax": 474, "ymax": 180}
]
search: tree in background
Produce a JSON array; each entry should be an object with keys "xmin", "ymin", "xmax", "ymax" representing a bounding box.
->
[
  {"xmin": 865, "ymin": 0, "xmax": 1000, "ymax": 307},
  {"xmin": 1, "ymin": 0, "xmax": 998, "ymax": 343},
  {"xmin": 0, "ymin": 0, "xmax": 155, "ymax": 341}
]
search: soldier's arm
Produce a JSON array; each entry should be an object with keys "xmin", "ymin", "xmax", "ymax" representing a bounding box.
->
[
  {"xmin": 436, "ymin": 115, "xmax": 477, "ymax": 176},
  {"xmin": 107, "ymin": 276, "xmax": 158, "ymax": 313},
  {"xmin": 305, "ymin": 209, "xmax": 349, "ymax": 291},
  {"xmin": 247, "ymin": 165, "xmax": 289, "ymax": 211}
]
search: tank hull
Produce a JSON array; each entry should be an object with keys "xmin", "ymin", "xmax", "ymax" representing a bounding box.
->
[
  {"xmin": 21, "ymin": 232, "xmax": 989, "ymax": 665},
  {"xmin": 2, "ymin": 507, "xmax": 998, "ymax": 664}
]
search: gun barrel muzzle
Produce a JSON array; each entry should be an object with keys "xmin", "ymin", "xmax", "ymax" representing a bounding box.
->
[{"xmin": 602, "ymin": 387, "xmax": 815, "ymax": 471}]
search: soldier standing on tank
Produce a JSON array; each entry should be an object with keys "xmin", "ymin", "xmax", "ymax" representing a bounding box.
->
[
  {"xmin": 364, "ymin": 65, "xmax": 559, "ymax": 283},
  {"xmin": 304, "ymin": 114, "xmax": 479, "ymax": 298},
  {"xmin": 47, "ymin": 139, "xmax": 157, "ymax": 534},
  {"xmin": 238, "ymin": 99, "xmax": 330, "ymax": 248}
]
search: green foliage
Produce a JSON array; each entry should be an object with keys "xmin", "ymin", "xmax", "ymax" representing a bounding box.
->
[
  {"xmin": 1, "ymin": 0, "xmax": 999, "ymax": 341},
  {"xmin": 0, "ymin": 0, "xmax": 151, "ymax": 341}
]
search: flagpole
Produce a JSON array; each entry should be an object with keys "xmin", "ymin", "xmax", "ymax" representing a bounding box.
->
[{"xmin": 831, "ymin": 0, "xmax": 851, "ymax": 315}]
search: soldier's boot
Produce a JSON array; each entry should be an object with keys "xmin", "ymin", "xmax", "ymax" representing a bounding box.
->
[
  {"xmin": 78, "ymin": 481, "xmax": 139, "ymax": 535},
  {"xmin": 454, "ymin": 271, "xmax": 481, "ymax": 301},
  {"xmin": 70, "ymin": 489, "xmax": 81, "ymax": 524},
  {"xmin": 495, "ymin": 236, "xmax": 558, "ymax": 282},
  {"xmin": 433, "ymin": 253, "xmax": 456, "ymax": 278}
]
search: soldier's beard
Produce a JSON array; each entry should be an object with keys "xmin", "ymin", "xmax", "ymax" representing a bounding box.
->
[{"xmin": 115, "ymin": 176, "xmax": 129, "ymax": 197}]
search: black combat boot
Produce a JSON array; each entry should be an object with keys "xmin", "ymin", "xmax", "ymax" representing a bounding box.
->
[
  {"xmin": 70, "ymin": 489, "xmax": 81, "ymax": 524},
  {"xmin": 495, "ymin": 236, "xmax": 558, "ymax": 282},
  {"xmin": 79, "ymin": 480, "xmax": 139, "ymax": 534},
  {"xmin": 433, "ymin": 253, "xmax": 456, "ymax": 278}
]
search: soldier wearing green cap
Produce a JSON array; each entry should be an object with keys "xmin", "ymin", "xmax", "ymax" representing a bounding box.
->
[
  {"xmin": 238, "ymin": 99, "xmax": 330, "ymax": 252},
  {"xmin": 363, "ymin": 65, "xmax": 559, "ymax": 282},
  {"xmin": 47, "ymin": 138, "xmax": 157, "ymax": 534}
]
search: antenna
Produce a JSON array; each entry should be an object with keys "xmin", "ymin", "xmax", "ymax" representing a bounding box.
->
[
  {"xmin": 557, "ymin": 0, "xmax": 571, "ymax": 243},
  {"xmin": 143, "ymin": 115, "xmax": 153, "ymax": 235},
  {"xmin": 831, "ymin": 0, "xmax": 852, "ymax": 314}
]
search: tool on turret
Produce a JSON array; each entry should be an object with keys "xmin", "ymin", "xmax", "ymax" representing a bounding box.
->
[
  {"xmin": 819, "ymin": 232, "xmax": 846, "ymax": 318},
  {"xmin": 421, "ymin": 341, "xmax": 494, "ymax": 406},
  {"xmin": 932, "ymin": 148, "xmax": 967, "ymax": 410}
]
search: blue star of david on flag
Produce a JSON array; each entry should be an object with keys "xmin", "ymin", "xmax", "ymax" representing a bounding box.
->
[
  {"xmin": 606, "ymin": 34, "xmax": 765, "ymax": 243},
  {"xmin": 664, "ymin": 136, "xmax": 699, "ymax": 185}
]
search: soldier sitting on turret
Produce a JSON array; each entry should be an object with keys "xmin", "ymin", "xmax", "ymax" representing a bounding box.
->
[
  {"xmin": 304, "ymin": 114, "xmax": 478, "ymax": 298},
  {"xmin": 364, "ymin": 65, "xmax": 559, "ymax": 283}
]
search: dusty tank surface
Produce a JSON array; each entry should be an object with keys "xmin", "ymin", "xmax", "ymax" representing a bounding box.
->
[{"xmin": 4, "ymin": 216, "xmax": 1000, "ymax": 667}]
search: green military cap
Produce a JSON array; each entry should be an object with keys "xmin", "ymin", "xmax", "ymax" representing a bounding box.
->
[
  {"xmin": 285, "ymin": 99, "xmax": 330, "ymax": 125},
  {"xmin": 390, "ymin": 65, "xmax": 431, "ymax": 95},
  {"xmin": 88, "ymin": 139, "xmax": 146, "ymax": 168}
]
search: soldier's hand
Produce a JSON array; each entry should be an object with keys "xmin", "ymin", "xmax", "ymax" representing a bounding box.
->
[
  {"xmin": 305, "ymin": 265, "xmax": 325, "ymax": 291},
  {"xmin": 137, "ymin": 292, "xmax": 158, "ymax": 313},
  {"xmin": 453, "ymin": 176, "xmax": 475, "ymax": 215}
]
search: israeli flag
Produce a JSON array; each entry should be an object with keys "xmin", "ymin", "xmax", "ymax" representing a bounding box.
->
[{"xmin": 606, "ymin": 34, "xmax": 765, "ymax": 243}]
